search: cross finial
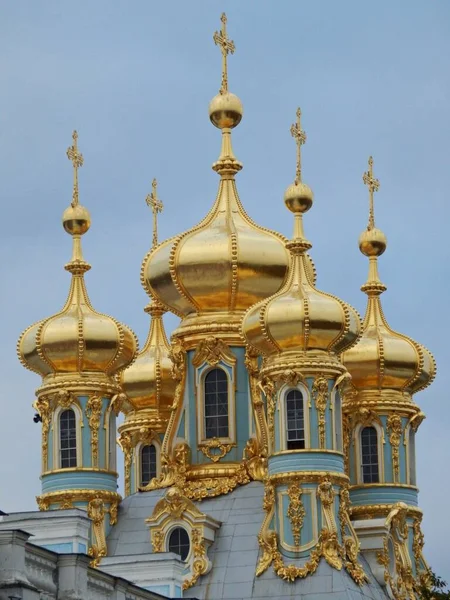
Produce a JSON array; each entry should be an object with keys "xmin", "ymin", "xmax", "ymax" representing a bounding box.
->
[
  {"xmin": 213, "ymin": 13, "xmax": 235, "ymax": 94},
  {"xmin": 66, "ymin": 130, "xmax": 84, "ymax": 207},
  {"xmin": 145, "ymin": 178, "xmax": 163, "ymax": 247},
  {"xmin": 362, "ymin": 156, "xmax": 380, "ymax": 230},
  {"xmin": 290, "ymin": 108, "xmax": 307, "ymax": 185}
]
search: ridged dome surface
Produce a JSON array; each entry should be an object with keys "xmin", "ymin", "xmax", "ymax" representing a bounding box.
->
[
  {"xmin": 143, "ymin": 176, "xmax": 290, "ymax": 319},
  {"xmin": 342, "ymin": 294, "xmax": 435, "ymax": 395},
  {"xmin": 120, "ymin": 302, "xmax": 176, "ymax": 421},
  {"xmin": 18, "ymin": 259, "xmax": 137, "ymax": 379},
  {"xmin": 242, "ymin": 242, "xmax": 361, "ymax": 357}
]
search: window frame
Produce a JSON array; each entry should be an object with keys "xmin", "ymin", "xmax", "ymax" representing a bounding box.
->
[
  {"xmin": 140, "ymin": 443, "xmax": 158, "ymax": 487},
  {"xmin": 167, "ymin": 526, "xmax": 191, "ymax": 562},
  {"xmin": 135, "ymin": 438, "xmax": 161, "ymax": 491},
  {"xmin": 279, "ymin": 384, "xmax": 310, "ymax": 451},
  {"xmin": 359, "ymin": 425, "xmax": 381, "ymax": 484},
  {"xmin": 52, "ymin": 403, "xmax": 83, "ymax": 470},
  {"xmin": 196, "ymin": 364, "xmax": 236, "ymax": 446}
]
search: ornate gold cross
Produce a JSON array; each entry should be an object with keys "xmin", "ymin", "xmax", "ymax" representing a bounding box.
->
[
  {"xmin": 66, "ymin": 130, "xmax": 84, "ymax": 207},
  {"xmin": 213, "ymin": 13, "xmax": 235, "ymax": 94},
  {"xmin": 362, "ymin": 156, "xmax": 380, "ymax": 229},
  {"xmin": 290, "ymin": 108, "xmax": 307, "ymax": 185},
  {"xmin": 146, "ymin": 178, "xmax": 163, "ymax": 247}
]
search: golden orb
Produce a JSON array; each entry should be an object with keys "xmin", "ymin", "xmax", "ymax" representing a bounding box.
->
[
  {"xmin": 209, "ymin": 92, "xmax": 243, "ymax": 129},
  {"xmin": 284, "ymin": 182, "xmax": 314, "ymax": 214},
  {"xmin": 359, "ymin": 227, "xmax": 387, "ymax": 257},
  {"xmin": 62, "ymin": 204, "xmax": 91, "ymax": 236}
]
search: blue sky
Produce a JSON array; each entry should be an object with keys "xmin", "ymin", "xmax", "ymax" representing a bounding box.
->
[{"xmin": 1, "ymin": 0, "xmax": 449, "ymax": 580}]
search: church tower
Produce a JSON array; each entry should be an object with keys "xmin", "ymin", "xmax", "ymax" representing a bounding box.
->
[
  {"xmin": 241, "ymin": 108, "xmax": 366, "ymax": 584},
  {"xmin": 341, "ymin": 157, "xmax": 436, "ymax": 597},
  {"xmin": 119, "ymin": 180, "xmax": 177, "ymax": 496},
  {"xmin": 17, "ymin": 131, "xmax": 138, "ymax": 564},
  {"xmin": 140, "ymin": 14, "xmax": 291, "ymax": 498}
]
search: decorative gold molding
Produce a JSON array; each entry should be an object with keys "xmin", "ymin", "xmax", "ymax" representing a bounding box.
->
[
  {"xmin": 36, "ymin": 489, "xmax": 121, "ymax": 512},
  {"xmin": 87, "ymin": 497, "xmax": 107, "ymax": 567},
  {"xmin": 270, "ymin": 471, "xmax": 348, "ymax": 487},
  {"xmin": 349, "ymin": 503, "xmax": 422, "ymax": 520},
  {"xmin": 182, "ymin": 528, "xmax": 209, "ymax": 590},
  {"xmin": 199, "ymin": 438, "xmax": 233, "ymax": 462},
  {"xmin": 376, "ymin": 502, "xmax": 420, "ymax": 599},
  {"xmin": 192, "ymin": 336, "xmax": 236, "ymax": 367},
  {"xmin": 85, "ymin": 395, "xmax": 103, "ymax": 467},
  {"xmin": 118, "ymin": 431, "xmax": 133, "ymax": 497},
  {"xmin": 408, "ymin": 411, "xmax": 425, "ymax": 433},
  {"xmin": 312, "ymin": 376, "xmax": 329, "ymax": 449},
  {"xmin": 286, "ymin": 482, "xmax": 305, "ymax": 547},
  {"xmin": 245, "ymin": 347, "xmax": 269, "ymax": 467},
  {"xmin": 33, "ymin": 396, "xmax": 52, "ymax": 472},
  {"xmin": 386, "ymin": 413, "xmax": 404, "ymax": 483}
]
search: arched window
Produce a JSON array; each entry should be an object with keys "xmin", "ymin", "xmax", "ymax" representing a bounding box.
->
[
  {"xmin": 60, "ymin": 409, "xmax": 77, "ymax": 468},
  {"xmin": 361, "ymin": 426, "xmax": 379, "ymax": 483},
  {"xmin": 286, "ymin": 390, "xmax": 305, "ymax": 450},
  {"xmin": 204, "ymin": 368, "xmax": 229, "ymax": 439},
  {"xmin": 409, "ymin": 428, "xmax": 416, "ymax": 486},
  {"xmin": 141, "ymin": 444, "xmax": 157, "ymax": 486},
  {"xmin": 168, "ymin": 527, "xmax": 190, "ymax": 561}
]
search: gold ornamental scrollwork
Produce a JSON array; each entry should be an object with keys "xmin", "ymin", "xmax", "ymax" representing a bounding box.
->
[
  {"xmin": 85, "ymin": 395, "xmax": 103, "ymax": 467},
  {"xmin": 245, "ymin": 347, "xmax": 269, "ymax": 467},
  {"xmin": 87, "ymin": 497, "xmax": 107, "ymax": 567},
  {"xmin": 286, "ymin": 482, "xmax": 305, "ymax": 547},
  {"xmin": 387, "ymin": 414, "xmax": 404, "ymax": 483},
  {"xmin": 152, "ymin": 530, "xmax": 164, "ymax": 553},
  {"xmin": 33, "ymin": 396, "xmax": 52, "ymax": 472},
  {"xmin": 312, "ymin": 376, "xmax": 329, "ymax": 449},
  {"xmin": 376, "ymin": 502, "xmax": 419, "ymax": 600},
  {"xmin": 192, "ymin": 336, "xmax": 236, "ymax": 367},
  {"xmin": 199, "ymin": 437, "xmax": 233, "ymax": 463},
  {"xmin": 118, "ymin": 431, "xmax": 133, "ymax": 497},
  {"xmin": 259, "ymin": 377, "xmax": 277, "ymax": 450},
  {"xmin": 182, "ymin": 528, "xmax": 209, "ymax": 590}
]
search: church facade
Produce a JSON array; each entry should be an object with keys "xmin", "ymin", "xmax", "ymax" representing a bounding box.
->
[{"xmin": 4, "ymin": 13, "xmax": 435, "ymax": 600}]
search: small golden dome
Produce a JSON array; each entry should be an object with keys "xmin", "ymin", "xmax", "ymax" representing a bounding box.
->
[
  {"xmin": 209, "ymin": 92, "xmax": 243, "ymax": 129},
  {"xmin": 18, "ymin": 131, "xmax": 138, "ymax": 384},
  {"xmin": 242, "ymin": 108, "xmax": 361, "ymax": 361},
  {"xmin": 342, "ymin": 157, "xmax": 435, "ymax": 395},
  {"xmin": 120, "ymin": 302, "xmax": 176, "ymax": 422}
]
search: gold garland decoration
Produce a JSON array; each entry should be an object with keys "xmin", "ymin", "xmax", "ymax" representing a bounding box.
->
[
  {"xmin": 312, "ymin": 376, "xmax": 329, "ymax": 449},
  {"xmin": 387, "ymin": 413, "xmax": 404, "ymax": 483},
  {"xmin": 85, "ymin": 395, "xmax": 103, "ymax": 467},
  {"xmin": 199, "ymin": 438, "xmax": 233, "ymax": 463},
  {"xmin": 182, "ymin": 528, "xmax": 209, "ymax": 590},
  {"xmin": 286, "ymin": 482, "xmax": 305, "ymax": 547}
]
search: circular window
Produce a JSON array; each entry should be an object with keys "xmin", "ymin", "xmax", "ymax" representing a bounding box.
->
[{"xmin": 168, "ymin": 527, "xmax": 190, "ymax": 561}]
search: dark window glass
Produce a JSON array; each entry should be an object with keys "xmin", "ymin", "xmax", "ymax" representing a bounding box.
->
[
  {"xmin": 60, "ymin": 409, "xmax": 77, "ymax": 468},
  {"xmin": 361, "ymin": 426, "xmax": 379, "ymax": 483},
  {"xmin": 204, "ymin": 368, "xmax": 229, "ymax": 439},
  {"xmin": 286, "ymin": 390, "xmax": 305, "ymax": 450},
  {"xmin": 168, "ymin": 527, "xmax": 190, "ymax": 561},
  {"xmin": 141, "ymin": 444, "xmax": 157, "ymax": 486}
]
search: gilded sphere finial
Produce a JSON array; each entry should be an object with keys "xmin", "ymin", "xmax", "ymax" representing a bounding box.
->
[
  {"xmin": 62, "ymin": 204, "xmax": 91, "ymax": 236},
  {"xmin": 284, "ymin": 182, "xmax": 314, "ymax": 214},
  {"xmin": 359, "ymin": 227, "xmax": 387, "ymax": 257},
  {"xmin": 209, "ymin": 92, "xmax": 243, "ymax": 129}
]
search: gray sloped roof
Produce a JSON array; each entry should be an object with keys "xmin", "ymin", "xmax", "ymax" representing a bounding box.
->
[{"xmin": 107, "ymin": 482, "xmax": 389, "ymax": 600}]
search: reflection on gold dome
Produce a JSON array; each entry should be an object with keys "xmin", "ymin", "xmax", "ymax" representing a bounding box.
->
[
  {"xmin": 342, "ymin": 157, "xmax": 436, "ymax": 395},
  {"xmin": 242, "ymin": 108, "xmax": 361, "ymax": 368},
  {"xmin": 17, "ymin": 131, "xmax": 138, "ymax": 391}
]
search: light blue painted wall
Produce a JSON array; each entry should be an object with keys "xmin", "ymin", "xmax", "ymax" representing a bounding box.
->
[
  {"xmin": 41, "ymin": 470, "xmax": 118, "ymax": 493},
  {"xmin": 42, "ymin": 542, "xmax": 73, "ymax": 553},
  {"xmin": 269, "ymin": 451, "xmax": 345, "ymax": 475},
  {"xmin": 350, "ymin": 485, "xmax": 418, "ymax": 506}
]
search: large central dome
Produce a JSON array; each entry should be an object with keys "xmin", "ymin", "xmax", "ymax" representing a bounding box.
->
[{"xmin": 142, "ymin": 79, "xmax": 293, "ymax": 344}]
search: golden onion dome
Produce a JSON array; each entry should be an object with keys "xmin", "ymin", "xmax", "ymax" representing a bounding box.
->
[
  {"xmin": 142, "ymin": 17, "xmax": 311, "ymax": 346},
  {"xmin": 120, "ymin": 300, "xmax": 176, "ymax": 424},
  {"xmin": 342, "ymin": 157, "xmax": 436, "ymax": 395},
  {"xmin": 17, "ymin": 131, "xmax": 138, "ymax": 386},
  {"xmin": 242, "ymin": 108, "xmax": 361, "ymax": 363}
]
